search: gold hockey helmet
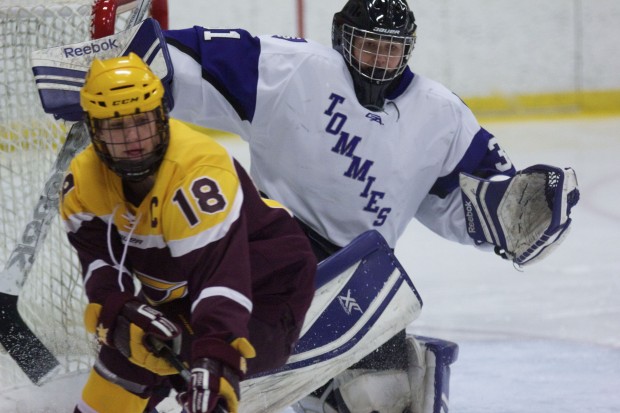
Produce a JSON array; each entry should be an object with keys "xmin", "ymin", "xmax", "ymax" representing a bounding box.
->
[
  {"xmin": 81, "ymin": 53, "xmax": 169, "ymax": 182},
  {"xmin": 80, "ymin": 52, "xmax": 165, "ymax": 119}
]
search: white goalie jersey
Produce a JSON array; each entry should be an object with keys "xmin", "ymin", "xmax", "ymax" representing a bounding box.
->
[{"xmin": 164, "ymin": 27, "xmax": 516, "ymax": 249}]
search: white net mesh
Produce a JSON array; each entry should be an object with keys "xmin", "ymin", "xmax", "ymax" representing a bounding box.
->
[{"xmin": 0, "ymin": 0, "xmax": 140, "ymax": 391}]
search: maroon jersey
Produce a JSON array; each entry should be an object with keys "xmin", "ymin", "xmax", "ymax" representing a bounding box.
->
[{"xmin": 61, "ymin": 119, "xmax": 316, "ymax": 366}]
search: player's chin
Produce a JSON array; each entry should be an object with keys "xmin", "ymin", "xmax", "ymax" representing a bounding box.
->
[
  {"xmin": 124, "ymin": 150, "xmax": 146, "ymax": 159},
  {"xmin": 360, "ymin": 67, "xmax": 397, "ymax": 81}
]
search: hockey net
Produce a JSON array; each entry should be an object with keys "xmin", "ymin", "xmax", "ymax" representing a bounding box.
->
[{"xmin": 0, "ymin": 0, "xmax": 168, "ymax": 391}]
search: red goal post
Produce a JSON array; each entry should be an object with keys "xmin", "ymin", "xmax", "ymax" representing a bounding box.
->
[{"xmin": 91, "ymin": 0, "xmax": 168, "ymax": 39}]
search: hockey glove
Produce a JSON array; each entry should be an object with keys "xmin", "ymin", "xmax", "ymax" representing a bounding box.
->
[
  {"xmin": 84, "ymin": 293, "xmax": 181, "ymax": 375},
  {"xmin": 460, "ymin": 164, "xmax": 579, "ymax": 266},
  {"xmin": 180, "ymin": 337, "xmax": 256, "ymax": 413}
]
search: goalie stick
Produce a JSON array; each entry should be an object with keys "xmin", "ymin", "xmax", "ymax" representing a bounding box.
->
[
  {"xmin": 0, "ymin": 121, "xmax": 89, "ymax": 384},
  {"xmin": 0, "ymin": 0, "xmax": 153, "ymax": 385}
]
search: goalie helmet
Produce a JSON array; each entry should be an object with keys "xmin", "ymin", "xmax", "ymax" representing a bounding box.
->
[
  {"xmin": 81, "ymin": 53, "xmax": 169, "ymax": 181},
  {"xmin": 332, "ymin": 0, "xmax": 417, "ymax": 111}
]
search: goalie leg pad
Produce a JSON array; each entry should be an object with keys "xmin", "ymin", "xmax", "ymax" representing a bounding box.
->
[
  {"xmin": 333, "ymin": 369, "xmax": 411, "ymax": 413},
  {"xmin": 241, "ymin": 230, "xmax": 422, "ymax": 412},
  {"xmin": 324, "ymin": 336, "xmax": 459, "ymax": 413},
  {"xmin": 460, "ymin": 164, "xmax": 579, "ymax": 266},
  {"xmin": 411, "ymin": 335, "xmax": 459, "ymax": 413}
]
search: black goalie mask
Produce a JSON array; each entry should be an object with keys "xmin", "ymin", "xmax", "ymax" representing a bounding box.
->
[{"xmin": 332, "ymin": 0, "xmax": 417, "ymax": 111}]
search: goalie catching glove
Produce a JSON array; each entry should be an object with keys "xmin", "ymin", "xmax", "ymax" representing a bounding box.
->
[
  {"xmin": 84, "ymin": 293, "xmax": 181, "ymax": 375},
  {"xmin": 460, "ymin": 164, "xmax": 579, "ymax": 266},
  {"xmin": 179, "ymin": 337, "xmax": 256, "ymax": 413}
]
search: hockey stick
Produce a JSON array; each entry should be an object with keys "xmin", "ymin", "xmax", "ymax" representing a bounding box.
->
[
  {"xmin": 0, "ymin": 0, "xmax": 153, "ymax": 385},
  {"xmin": 147, "ymin": 336, "xmax": 191, "ymax": 384},
  {"xmin": 0, "ymin": 121, "xmax": 89, "ymax": 384}
]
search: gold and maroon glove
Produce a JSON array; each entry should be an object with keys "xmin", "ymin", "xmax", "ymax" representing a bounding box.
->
[
  {"xmin": 180, "ymin": 337, "xmax": 256, "ymax": 413},
  {"xmin": 84, "ymin": 292, "xmax": 181, "ymax": 375}
]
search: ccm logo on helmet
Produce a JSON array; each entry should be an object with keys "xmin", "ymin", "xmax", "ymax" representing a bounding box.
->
[{"xmin": 113, "ymin": 97, "xmax": 139, "ymax": 106}]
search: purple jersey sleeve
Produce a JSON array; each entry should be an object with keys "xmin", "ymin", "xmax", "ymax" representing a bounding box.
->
[
  {"xmin": 429, "ymin": 127, "xmax": 516, "ymax": 199},
  {"xmin": 164, "ymin": 27, "xmax": 261, "ymax": 122}
]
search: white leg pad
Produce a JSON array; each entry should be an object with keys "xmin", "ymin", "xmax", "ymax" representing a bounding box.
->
[
  {"xmin": 334, "ymin": 369, "xmax": 411, "ymax": 413},
  {"xmin": 407, "ymin": 334, "xmax": 427, "ymax": 413},
  {"xmin": 290, "ymin": 395, "xmax": 339, "ymax": 413},
  {"xmin": 409, "ymin": 335, "xmax": 459, "ymax": 413}
]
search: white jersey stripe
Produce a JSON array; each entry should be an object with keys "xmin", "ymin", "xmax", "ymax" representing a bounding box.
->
[{"xmin": 192, "ymin": 286, "xmax": 253, "ymax": 314}]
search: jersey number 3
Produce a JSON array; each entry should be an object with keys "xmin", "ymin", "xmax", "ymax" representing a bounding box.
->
[{"xmin": 172, "ymin": 177, "xmax": 227, "ymax": 227}]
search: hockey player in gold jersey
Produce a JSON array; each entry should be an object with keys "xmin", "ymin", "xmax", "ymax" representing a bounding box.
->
[{"xmin": 61, "ymin": 53, "xmax": 316, "ymax": 413}]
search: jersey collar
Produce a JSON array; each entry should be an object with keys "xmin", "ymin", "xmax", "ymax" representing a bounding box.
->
[{"xmin": 386, "ymin": 67, "xmax": 414, "ymax": 102}]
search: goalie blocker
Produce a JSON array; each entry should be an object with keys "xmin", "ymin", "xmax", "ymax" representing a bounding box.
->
[{"xmin": 460, "ymin": 164, "xmax": 579, "ymax": 266}]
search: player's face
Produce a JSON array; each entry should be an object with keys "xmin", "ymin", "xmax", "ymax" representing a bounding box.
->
[
  {"xmin": 352, "ymin": 35, "xmax": 405, "ymax": 73},
  {"xmin": 97, "ymin": 110, "xmax": 160, "ymax": 161}
]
